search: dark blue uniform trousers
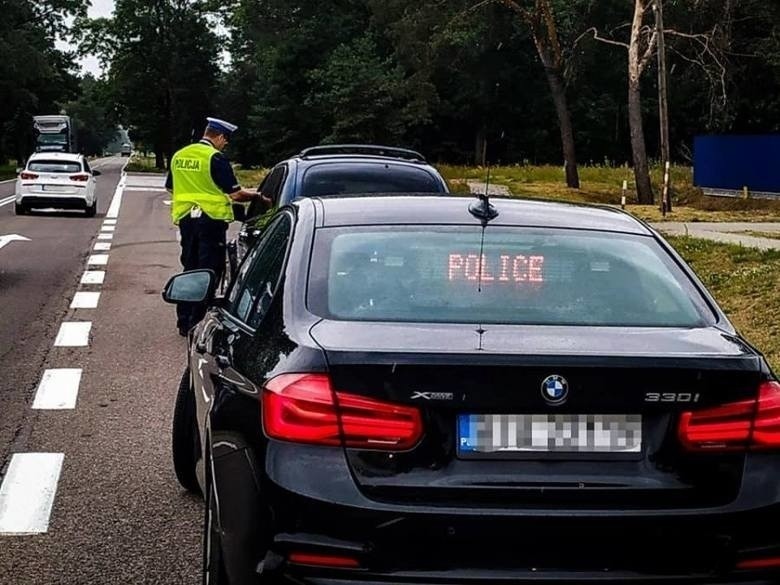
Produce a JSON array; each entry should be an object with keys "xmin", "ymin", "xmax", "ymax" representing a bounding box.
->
[{"xmin": 177, "ymin": 214, "xmax": 228, "ymax": 331}]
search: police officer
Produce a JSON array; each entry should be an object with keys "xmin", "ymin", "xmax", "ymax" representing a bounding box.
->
[{"xmin": 166, "ymin": 117, "xmax": 271, "ymax": 336}]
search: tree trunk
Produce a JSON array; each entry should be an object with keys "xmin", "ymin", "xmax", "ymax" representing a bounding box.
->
[
  {"xmin": 474, "ymin": 126, "xmax": 487, "ymax": 166},
  {"xmin": 627, "ymin": 0, "xmax": 654, "ymax": 204},
  {"xmin": 155, "ymin": 148, "xmax": 165, "ymax": 169},
  {"xmin": 628, "ymin": 79, "xmax": 653, "ymax": 203},
  {"xmin": 543, "ymin": 66, "xmax": 580, "ymax": 188}
]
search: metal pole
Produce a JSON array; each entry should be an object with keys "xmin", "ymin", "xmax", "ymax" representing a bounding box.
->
[{"xmin": 655, "ymin": 0, "xmax": 672, "ymax": 213}]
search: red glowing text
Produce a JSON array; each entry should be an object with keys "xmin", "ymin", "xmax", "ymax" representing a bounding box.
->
[{"xmin": 448, "ymin": 253, "xmax": 545, "ymax": 283}]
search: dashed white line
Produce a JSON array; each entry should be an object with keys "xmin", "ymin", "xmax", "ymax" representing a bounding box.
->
[
  {"xmin": 87, "ymin": 254, "xmax": 109, "ymax": 266},
  {"xmin": 97, "ymin": 233, "xmax": 113, "ymax": 240},
  {"xmin": 0, "ymin": 453, "xmax": 65, "ymax": 534},
  {"xmin": 100, "ymin": 225, "xmax": 115, "ymax": 232},
  {"xmin": 71, "ymin": 291, "xmax": 100, "ymax": 309},
  {"xmin": 94, "ymin": 242, "xmax": 111, "ymax": 251},
  {"xmin": 54, "ymin": 322, "xmax": 92, "ymax": 347},
  {"xmin": 103, "ymin": 219, "xmax": 117, "ymax": 225},
  {"xmin": 81, "ymin": 270, "xmax": 105, "ymax": 285},
  {"xmin": 32, "ymin": 368, "xmax": 82, "ymax": 409},
  {"xmin": 0, "ymin": 195, "xmax": 15, "ymax": 208}
]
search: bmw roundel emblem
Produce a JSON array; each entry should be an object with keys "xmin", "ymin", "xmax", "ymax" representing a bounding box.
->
[{"xmin": 541, "ymin": 375, "xmax": 569, "ymax": 405}]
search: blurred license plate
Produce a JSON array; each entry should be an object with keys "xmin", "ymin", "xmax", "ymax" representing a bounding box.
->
[
  {"xmin": 41, "ymin": 185, "xmax": 68, "ymax": 192},
  {"xmin": 457, "ymin": 414, "xmax": 642, "ymax": 454}
]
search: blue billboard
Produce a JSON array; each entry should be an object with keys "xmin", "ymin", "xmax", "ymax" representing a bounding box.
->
[{"xmin": 693, "ymin": 134, "xmax": 780, "ymax": 193}]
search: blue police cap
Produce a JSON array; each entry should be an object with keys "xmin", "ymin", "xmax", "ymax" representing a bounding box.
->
[{"xmin": 206, "ymin": 117, "xmax": 238, "ymax": 137}]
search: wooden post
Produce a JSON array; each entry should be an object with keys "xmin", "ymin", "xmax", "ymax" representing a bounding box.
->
[{"xmin": 655, "ymin": 0, "xmax": 672, "ymax": 213}]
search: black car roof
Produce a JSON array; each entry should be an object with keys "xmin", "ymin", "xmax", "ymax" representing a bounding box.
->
[{"xmin": 308, "ymin": 195, "xmax": 653, "ymax": 235}]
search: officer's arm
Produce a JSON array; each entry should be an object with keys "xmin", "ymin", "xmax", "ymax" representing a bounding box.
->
[{"xmin": 211, "ymin": 154, "xmax": 270, "ymax": 208}]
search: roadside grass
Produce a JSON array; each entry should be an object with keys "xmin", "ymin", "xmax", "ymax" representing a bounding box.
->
[
  {"xmin": 0, "ymin": 162, "xmax": 20, "ymax": 181},
  {"xmin": 666, "ymin": 236, "xmax": 780, "ymax": 373},
  {"xmin": 439, "ymin": 164, "xmax": 780, "ymax": 223},
  {"xmin": 741, "ymin": 231, "xmax": 780, "ymax": 241}
]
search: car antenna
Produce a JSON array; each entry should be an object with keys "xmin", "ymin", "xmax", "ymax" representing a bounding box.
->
[{"xmin": 469, "ymin": 165, "xmax": 498, "ymax": 224}]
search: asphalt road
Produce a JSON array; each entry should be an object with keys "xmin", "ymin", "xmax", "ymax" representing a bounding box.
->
[{"xmin": 0, "ymin": 158, "xmax": 201, "ymax": 584}]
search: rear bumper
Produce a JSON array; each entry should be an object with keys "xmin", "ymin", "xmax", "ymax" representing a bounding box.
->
[
  {"xmin": 245, "ymin": 443, "xmax": 780, "ymax": 584},
  {"xmin": 18, "ymin": 193, "xmax": 90, "ymax": 209}
]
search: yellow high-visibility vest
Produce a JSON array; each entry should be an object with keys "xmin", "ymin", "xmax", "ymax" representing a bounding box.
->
[{"xmin": 170, "ymin": 142, "xmax": 233, "ymax": 224}]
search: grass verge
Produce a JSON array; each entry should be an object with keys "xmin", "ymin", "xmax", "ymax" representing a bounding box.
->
[
  {"xmin": 0, "ymin": 163, "xmax": 20, "ymax": 181},
  {"xmin": 667, "ymin": 235, "xmax": 780, "ymax": 373},
  {"xmin": 440, "ymin": 164, "xmax": 780, "ymax": 223}
]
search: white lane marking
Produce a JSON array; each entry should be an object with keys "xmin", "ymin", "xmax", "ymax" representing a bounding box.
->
[
  {"xmin": 103, "ymin": 219, "xmax": 117, "ymax": 225},
  {"xmin": 54, "ymin": 322, "xmax": 92, "ymax": 347},
  {"xmin": 94, "ymin": 242, "xmax": 111, "ymax": 251},
  {"xmin": 0, "ymin": 195, "xmax": 16, "ymax": 207},
  {"xmin": 81, "ymin": 270, "xmax": 105, "ymax": 285},
  {"xmin": 106, "ymin": 173, "xmax": 126, "ymax": 219},
  {"xmin": 0, "ymin": 453, "xmax": 65, "ymax": 534},
  {"xmin": 100, "ymin": 225, "xmax": 115, "ymax": 232},
  {"xmin": 0, "ymin": 178, "xmax": 16, "ymax": 186},
  {"xmin": 71, "ymin": 291, "xmax": 100, "ymax": 309},
  {"xmin": 97, "ymin": 233, "xmax": 113, "ymax": 240},
  {"xmin": 163, "ymin": 200, "xmax": 172, "ymax": 206},
  {"xmin": 87, "ymin": 254, "xmax": 109, "ymax": 266},
  {"xmin": 0, "ymin": 234, "xmax": 30, "ymax": 250},
  {"xmin": 32, "ymin": 368, "xmax": 82, "ymax": 409},
  {"xmin": 123, "ymin": 187, "xmax": 168, "ymax": 192}
]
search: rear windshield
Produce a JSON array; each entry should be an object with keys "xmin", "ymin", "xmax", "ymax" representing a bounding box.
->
[
  {"xmin": 300, "ymin": 163, "xmax": 441, "ymax": 196},
  {"xmin": 308, "ymin": 226, "xmax": 714, "ymax": 327},
  {"xmin": 28, "ymin": 160, "xmax": 82, "ymax": 173}
]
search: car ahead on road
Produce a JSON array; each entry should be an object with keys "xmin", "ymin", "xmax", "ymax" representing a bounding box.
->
[
  {"xmin": 163, "ymin": 194, "xmax": 780, "ymax": 585},
  {"xmin": 120, "ymin": 142, "xmax": 132, "ymax": 156},
  {"xmin": 226, "ymin": 144, "xmax": 450, "ymax": 279},
  {"xmin": 15, "ymin": 152, "xmax": 101, "ymax": 216}
]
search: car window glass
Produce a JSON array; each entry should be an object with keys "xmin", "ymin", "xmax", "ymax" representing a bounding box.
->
[
  {"xmin": 301, "ymin": 163, "xmax": 441, "ymax": 196},
  {"xmin": 228, "ymin": 214, "xmax": 292, "ymax": 326},
  {"xmin": 27, "ymin": 160, "xmax": 82, "ymax": 173},
  {"xmin": 249, "ymin": 165, "xmax": 287, "ymax": 218},
  {"xmin": 308, "ymin": 226, "xmax": 714, "ymax": 327}
]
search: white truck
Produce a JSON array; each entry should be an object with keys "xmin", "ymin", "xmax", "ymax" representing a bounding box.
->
[{"xmin": 33, "ymin": 115, "xmax": 78, "ymax": 154}]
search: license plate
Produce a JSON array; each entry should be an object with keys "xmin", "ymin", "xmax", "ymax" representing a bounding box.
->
[
  {"xmin": 457, "ymin": 414, "xmax": 642, "ymax": 455},
  {"xmin": 41, "ymin": 184, "xmax": 68, "ymax": 192}
]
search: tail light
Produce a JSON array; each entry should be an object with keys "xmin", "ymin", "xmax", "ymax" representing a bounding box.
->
[
  {"xmin": 678, "ymin": 381, "xmax": 780, "ymax": 451},
  {"xmin": 20, "ymin": 171, "xmax": 38, "ymax": 180},
  {"xmin": 70, "ymin": 174, "xmax": 90, "ymax": 182},
  {"xmin": 288, "ymin": 552, "xmax": 360, "ymax": 568},
  {"xmin": 263, "ymin": 373, "xmax": 423, "ymax": 450}
]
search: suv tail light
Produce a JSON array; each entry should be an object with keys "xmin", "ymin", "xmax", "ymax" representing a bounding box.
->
[
  {"xmin": 263, "ymin": 373, "xmax": 423, "ymax": 450},
  {"xmin": 20, "ymin": 171, "xmax": 38, "ymax": 180},
  {"xmin": 678, "ymin": 381, "xmax": 780, "ymax": 451},
  {"xmin": 70, "ymin": 173, "xmax": 90, "ymax": 182}
]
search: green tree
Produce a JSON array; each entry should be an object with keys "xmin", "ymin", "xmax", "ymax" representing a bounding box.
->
[
  {"xmin": 79, "ymin": 0, "xmax": 220, "ymax": 168},
  {"xmin": 0, "ymin": 0, "xmax": 87, "ymax": 163},
  {"xmin": 65, "ymin": 75, "xmax": 117, "ymax": 156}
]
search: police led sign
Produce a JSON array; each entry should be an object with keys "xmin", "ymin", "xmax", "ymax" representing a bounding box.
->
[{"xmin": 448, "ymin": 253, "xmax": 544, "ymax": 283}]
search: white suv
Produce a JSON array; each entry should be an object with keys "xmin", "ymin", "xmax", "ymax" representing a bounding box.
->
[{"xmin": 15, "ymin": 153, "xmax": 100, "ymax": 217}]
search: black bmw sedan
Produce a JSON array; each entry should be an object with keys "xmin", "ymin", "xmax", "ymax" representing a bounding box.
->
[{"xmin": 163, "ymin": 193, "xmax": 780, "ymax": 585}]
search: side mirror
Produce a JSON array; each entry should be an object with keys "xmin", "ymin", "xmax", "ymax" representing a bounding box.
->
[
  {"xmin": 162, "ymin": 269, "xmax": 216, "ymax": 304},
  {"xmin": 92, "ymin": 170, "xmax": 102, "ymax": 177}
]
